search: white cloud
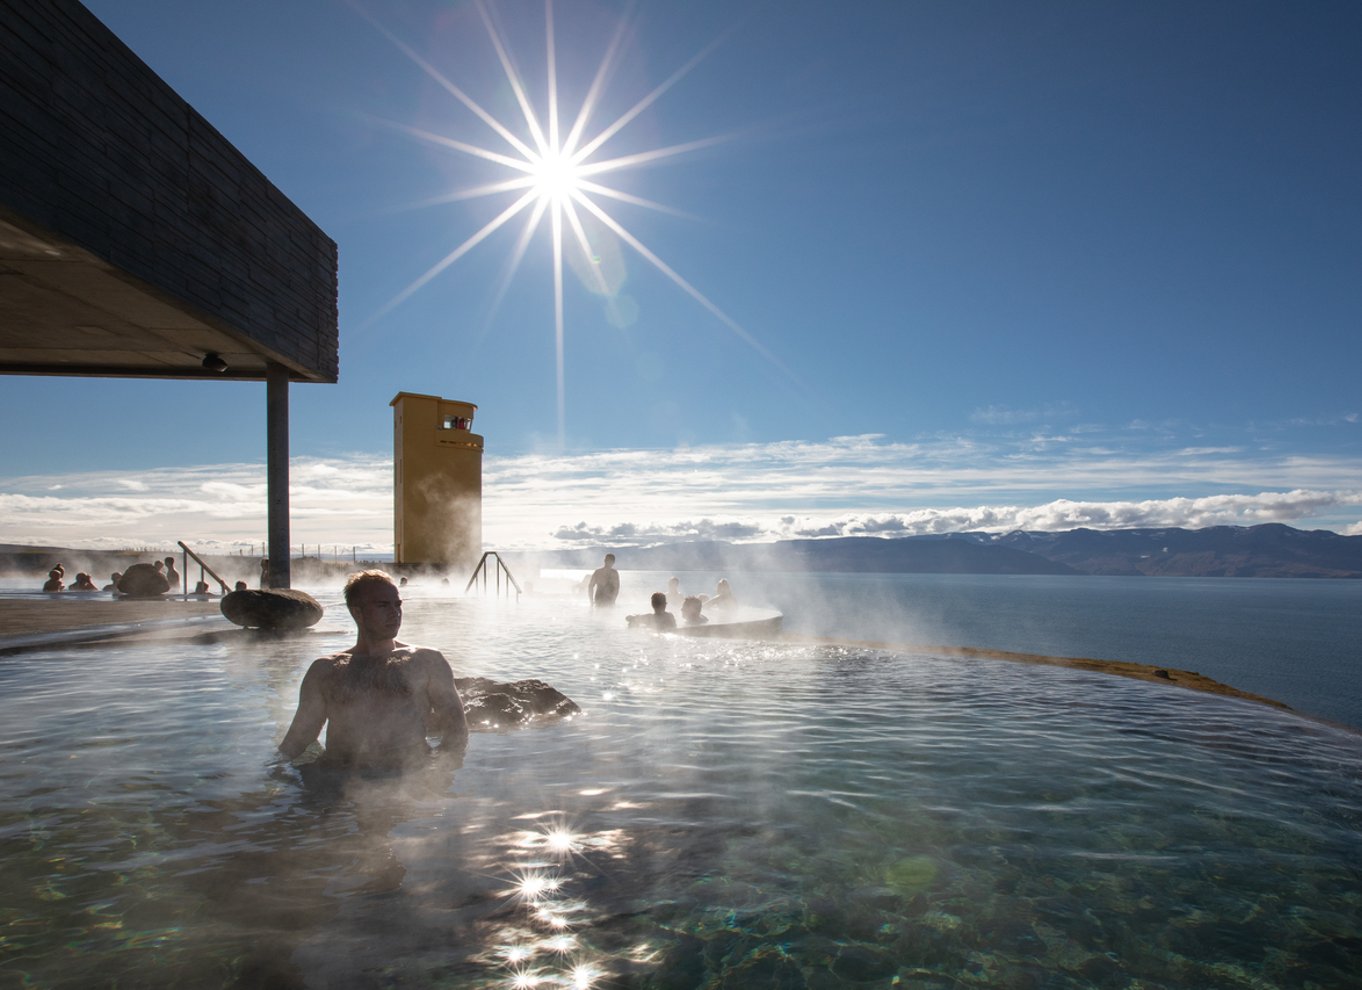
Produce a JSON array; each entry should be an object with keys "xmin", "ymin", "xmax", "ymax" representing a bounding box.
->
[{"xmin": 1, "ymin": 432, "xmax": 1360, "ymax": 554}]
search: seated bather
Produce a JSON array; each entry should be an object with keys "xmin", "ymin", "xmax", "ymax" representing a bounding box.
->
[
  {"xmin": 706, "ymin": 578, "xmax": 736, "ymax": 610},
  {"xmin": 279, "ymin": 570, "xmax": 468, "ymax": 770},
  {"xmin": 69, "ymin": 572, "xmax": 98, "ymax": 592},
  {"xmin": 102, "ymin": 571, "xmax": 122, "ymax": 592},
  {"xmin": 42, "ymin": 568, "xmax": 65, "ymax": 592},
  {"xmin": 681, "ymin": 595, "xmax": 708, "ymax": 625},
  {"xmin": 627, "ymin": 591, "xmax": 677, "ymax": 631}
]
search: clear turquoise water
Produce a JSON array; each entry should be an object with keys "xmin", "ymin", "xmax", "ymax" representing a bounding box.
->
[{"xmin": 1, "ymin": 589, "xmax": 1360, "ymax": 988}]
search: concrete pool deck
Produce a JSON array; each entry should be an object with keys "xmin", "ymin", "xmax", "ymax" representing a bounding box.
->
[{"xmin": 0, "ymin": 597, "xmax": 233, "ymax": 653}]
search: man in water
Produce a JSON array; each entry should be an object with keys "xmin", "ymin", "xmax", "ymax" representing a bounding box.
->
[
  {"xmin": 279, "ymin": 570, "xmax": 468, "ymax": 769},
  {"xmin": 587, "ymin": 552, "xmax": 620, "ymax": 607},
  {"xmin": 627, "ymin": 591, "xmax": 677, "ymax": 630},
  {"xmin": 681, "ymin": 595, "xmax": 708, "ymax": 626}
]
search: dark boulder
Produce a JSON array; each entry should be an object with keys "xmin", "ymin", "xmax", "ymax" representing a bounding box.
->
[
  {"xmin": 117, "ymin": 562, "xmax": 170, "ymax": 597},
  {"xmin": 221, "ymin": 589, "xmax": 324, "ymax": 631},
  {"xmin": 455, "ymin": 676, "xmax": 581, "ymax": 729}
]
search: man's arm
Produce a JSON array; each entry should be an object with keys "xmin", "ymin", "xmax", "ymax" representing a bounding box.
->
[
  {"xmin": 420, "ymin": 650, "xmax": 469, "ymax": 751},
  {"xmin": 279, "ymin": 659, "xmax": 330, "ymax": 759}
]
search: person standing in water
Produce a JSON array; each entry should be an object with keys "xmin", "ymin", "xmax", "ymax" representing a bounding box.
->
[
  {"xmin": 279, "ymin": 570, "xmax": 468, "ymax": 769},
  {"xmin": 587, "ymin": 553, "xmax": 620, "ymax": 607},
  {"xmin": 163, "ymin": 556, "xmax": 181, "ymax": 592}
]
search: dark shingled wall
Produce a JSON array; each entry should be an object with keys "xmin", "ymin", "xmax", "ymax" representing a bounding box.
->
[{"xmin": 0, "ymin": 0, "xmax": 338, "ymax": 381}]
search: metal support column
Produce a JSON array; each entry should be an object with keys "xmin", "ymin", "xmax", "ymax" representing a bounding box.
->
[{"xmin": 266, "ymin": 361, "xmax": 291, "ymax": 589}]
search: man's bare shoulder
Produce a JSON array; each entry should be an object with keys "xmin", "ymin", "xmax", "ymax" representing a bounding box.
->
[
  {"xmin": 305, "ymin": 652, "xmax": 354, "ymax": 675},
  {"xmin": 396, "ymin": 644, "xmax": 452, "ymax": 668},
  {"xmin": 316, "ymin": 650, "xmax": 358, "ymax": 664}
]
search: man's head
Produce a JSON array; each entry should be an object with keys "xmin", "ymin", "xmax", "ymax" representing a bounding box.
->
[
  {"xmin": 345, "ymin": 569, "xmax": 399, "ymax": 608},
  {"xmin": 667, "ymin": 576, "xmax": 679, "ymax": 592},
  {"xmin": 604, "ymin": 553, "xmax": 615, "ymax": 566},
  {"xmin": 344, "ymin": 570, "xmax": 403, "ymax": 638},
  {"xmin": 650, "ymin": 591, "xmax": 667, "ymax": 612},
  {"xmin": 165, "ymin": 557, "xmax": 175, "ymax": 568},
  {"xmin": 682, "ymin": 596, "xmax": 704, "ymax": 622}
]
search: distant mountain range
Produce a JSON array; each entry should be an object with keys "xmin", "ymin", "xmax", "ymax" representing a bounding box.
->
[{"xmin": 514, "ymin": 524, "xmax": 1362, "ymax": 579}]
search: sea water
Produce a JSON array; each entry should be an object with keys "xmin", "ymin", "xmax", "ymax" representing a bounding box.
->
[
  {"xmin": 1, "ymin": 585, "xmax": 1359, "ymax": 988},
  {"xmin": 621, "ymin": 571, "xmax": 1362, "ymax": 731}
]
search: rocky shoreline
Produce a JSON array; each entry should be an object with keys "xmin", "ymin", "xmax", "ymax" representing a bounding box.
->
[{"xmin": 785, "ymin": 634, "xmax": 1294, "ymax": 712}]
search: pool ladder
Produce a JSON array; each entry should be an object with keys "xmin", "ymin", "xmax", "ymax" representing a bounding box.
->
[
  {"xmin": 177, "ymin": 541, "xmax": 231, "ymax": 594},
  {"xmin": 464, "ymin": 551, "xmax": 521, "ymax": 600}
]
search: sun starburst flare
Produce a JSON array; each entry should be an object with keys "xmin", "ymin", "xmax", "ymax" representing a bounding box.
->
[{"xmin": 357, "ymin": 0, "xmax": 794, "ymax": 446}]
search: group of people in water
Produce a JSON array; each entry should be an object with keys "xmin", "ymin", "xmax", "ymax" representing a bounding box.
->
[
  {"xmin": 579, "ymin": 553, "xmax": 734, "ymax": 630},
  {"xmin": 41, "ymin": 562, "xmax": 106, "ymax": 593},
  {"xmin": 37, "ymin": 552, "xmax": 734, "ymax": 771},
  {"xmin": 278, "ymin": 561, "xmax": 737, "ymax": 771},
  {"xmin": 40, "ymin": 557, "xmax": 248, "ymax": 597}
]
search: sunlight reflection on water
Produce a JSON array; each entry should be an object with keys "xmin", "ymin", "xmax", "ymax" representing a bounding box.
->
[{"xmin": 0, "ymin": 589, "xmax": 1359, "ymax": 988}]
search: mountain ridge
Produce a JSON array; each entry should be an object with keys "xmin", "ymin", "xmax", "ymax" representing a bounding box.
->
[{"xmin": 513, "ymin": 523, "xmax": 1362, "ymax": 579}]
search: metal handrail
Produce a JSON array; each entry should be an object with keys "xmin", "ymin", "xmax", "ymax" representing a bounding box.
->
[
  {"xmin": 177, "ymin": 541, "xmax": 231, "ymax": 593},
  {"xmin": 464, "ymin": 551, "xmax": 521, "ymax": 600}
]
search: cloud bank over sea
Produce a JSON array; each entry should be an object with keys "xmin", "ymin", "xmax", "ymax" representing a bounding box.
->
[{"xmin": 2, "ymin": 433, "xmax": 1360, "ymax": 554}]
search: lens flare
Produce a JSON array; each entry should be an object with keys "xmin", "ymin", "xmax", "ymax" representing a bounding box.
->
[
  {"xmin": 570, "ymin": 962, "xmax": 602, "ymax": 989},
  {"xmin": 543, "ymin": 824, "xmax": 580, "ymax": 856},
  {"xmin": 506, "ymin": 868, "xmax": 562, "ymax": 904},
  {"xmin": 357, "ymin": 0, "xmax": 793, "ymax": 445}
]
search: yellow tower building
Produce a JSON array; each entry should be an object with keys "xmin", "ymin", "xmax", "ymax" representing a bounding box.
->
[{"xmin": 391, "ymin": 392, "xmax": 484, "ymax": 570}]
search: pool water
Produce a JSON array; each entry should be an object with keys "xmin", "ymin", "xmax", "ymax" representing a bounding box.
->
[{"xmin": 1, "ymin": 590, "xmax": 1359, "ymax": 988}]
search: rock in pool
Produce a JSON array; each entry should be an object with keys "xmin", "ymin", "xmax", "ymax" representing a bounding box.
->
[
  {"xmin": 456, "ymin": 676, "xmax": 581, "ymax": 729},
  {"xmin": 117, "ymin": 562, "xmax": 170, "ymax": 597},
  {"xmin": 220, "ymin": 589, "xmax": 324, "ymax": 632}
]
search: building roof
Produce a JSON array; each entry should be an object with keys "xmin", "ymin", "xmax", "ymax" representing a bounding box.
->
[{"xmin": 0, "ymin": 0, "xmax": 338, "ymax": 382}]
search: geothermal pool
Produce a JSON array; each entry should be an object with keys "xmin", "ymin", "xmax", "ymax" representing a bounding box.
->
[{"xmin": 1, "ymin": 589, "xmax": 1359, "ymax": 988}]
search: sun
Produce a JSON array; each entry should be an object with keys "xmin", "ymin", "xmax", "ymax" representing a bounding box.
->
[
  {"xmin": 528, "ymin": 148, "xmax": 583, "ymax": 206},
  {"xmin": 362, "ymin": 0, "xmax": 789, "ymax": 445}
]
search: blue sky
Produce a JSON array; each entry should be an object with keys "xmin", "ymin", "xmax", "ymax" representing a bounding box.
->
[{"xmin": 3, "ymin": 0, "xmax": 1360, "ymax": 552}]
